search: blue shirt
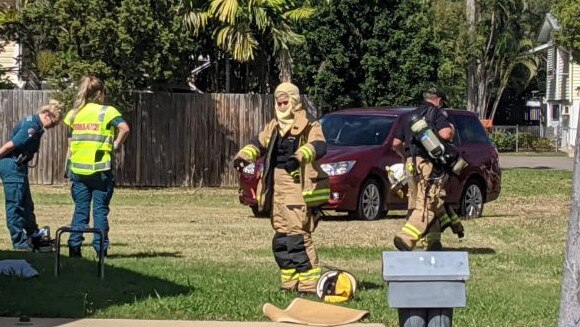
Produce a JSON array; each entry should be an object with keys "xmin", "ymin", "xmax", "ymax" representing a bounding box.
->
[{"xmin": 10, "ymin": 114, "xmax": 45, "ymax": 159}]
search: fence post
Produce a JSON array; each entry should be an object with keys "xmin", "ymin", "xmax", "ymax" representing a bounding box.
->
[{"xmin": 515, "ymin": 125, "xmax": 519, "ymax": 152}]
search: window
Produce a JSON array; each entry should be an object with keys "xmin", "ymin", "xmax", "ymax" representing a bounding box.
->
[
  {"xmin": 453, "ymin": 115, "xmax": 491, "ymax": 145},
  {"xmin": 321, "ymin": 115, "xmax": 395, "ymax": 146},
  {"xmin": 552, "ymin": 104, "xmax": 560, "ymax": 120}
]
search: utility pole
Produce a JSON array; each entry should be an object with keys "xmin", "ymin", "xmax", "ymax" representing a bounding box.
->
[{"xmin": 559, "ymin": 119, "xmax": 580, "ymax": 326}]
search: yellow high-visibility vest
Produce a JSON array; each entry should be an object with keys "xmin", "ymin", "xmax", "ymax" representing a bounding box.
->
[{"xmin": 64, "ymin": 103, "xmax": 122, "ymax": 175}]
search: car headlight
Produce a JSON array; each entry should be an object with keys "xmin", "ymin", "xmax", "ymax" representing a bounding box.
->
[
  {"xmin": 320, "ymin": 161, "xmax": 356, "ymax": 176},
  {"xmin": 243, "ymin": 163, "xmax": 256, "ymax": 175}
]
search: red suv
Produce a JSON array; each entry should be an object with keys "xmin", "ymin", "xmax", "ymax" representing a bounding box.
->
[{"xmin": 238, "ymin": 107, "xmax": 501, "ymax": 220}]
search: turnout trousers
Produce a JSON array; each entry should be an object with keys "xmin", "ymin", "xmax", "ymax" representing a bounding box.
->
[
  {"xmin": 271, "ymin": 168, "xmax": 320, "ymax": 293},
  {"xmin": 0, "ymin": 157, "xmax": 38, "ymax": 250},
  {"xmin": 396, "ymin": 156, "xmax": 446, "ymax": 250}
]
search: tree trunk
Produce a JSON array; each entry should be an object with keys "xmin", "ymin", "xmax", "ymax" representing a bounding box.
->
[
  {"xmin": 277, "ymin": 48, "xmax": 292, "ymax": 83},
  {"xmin": 466, "ymin": 0, "xmax": 477, "ymax": 113},
  {"xmin": 558, "ymin": 121, "xmax": 580, "ymax": 326},
  {"xmin": 266, "ymin": 54, "xmax": 271, "ymax": 93},
  {"xmin": 476, "ymin": 64, "xmax": 490, "ymax": 120},
  {"xmin": 225, "ymin": 56, "xmax": 230, "ymax": 92},
  {"xmin": 488, "ymin": 64, "xmax": 515, "ymax": 121}
]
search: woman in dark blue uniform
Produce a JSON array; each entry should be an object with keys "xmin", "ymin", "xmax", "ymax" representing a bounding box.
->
[{"xmin": 0, "ymin": 100, "xmax": 63, "ymax": 250}]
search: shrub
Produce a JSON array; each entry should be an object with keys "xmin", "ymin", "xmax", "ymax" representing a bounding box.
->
[
  {"xmin": 491, "ymin": 133, "xmax": 516, "ymax": 152},
  {"xmin": 531, "ymin": 137, "xmax": 555, "ymax": 152},
  {"xmin": 517, "ymin": 132, "xmax": 535, "ymax": 151}
]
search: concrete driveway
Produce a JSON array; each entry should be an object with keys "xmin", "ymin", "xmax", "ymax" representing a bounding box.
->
[{"xmin": 499, "ymin": 155, "xmax": 574, "ymax": 171}]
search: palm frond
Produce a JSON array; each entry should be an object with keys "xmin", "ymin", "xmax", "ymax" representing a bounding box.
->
[
  {"xmin": 252, "ymin": 7, "xmax": 270, "ymax": 31},
  {"xmin": 209, "ymin": 0, "xmax": 239, "ymax": 24},
  {"xmin": 283, "ymin": 7, "xmax": 316, "ymax": 22},
  {"xmin": 271, "ymin": 27, "xmax": 304, "ymax": 54},
  {"xmin": 232, "ymin": 30, "xmax": 258, "ymax": 62},
  {"xmin": 182, "ymin": 10, "xmax": 210, "ymax": 34},
  {"xmin": 516, "ymin": 55, "xmax": 539, "ymax": 83},
  {"xmin": 0, "ymin": 4, "xmax": 20, "ymax": 25},
  {"xmin": 261, "ymin": 0, "xmax": 287, "ymax": 10},
  {"xmin": 215, "ymin": 26, "xmax": 258, "ymax": 62}
]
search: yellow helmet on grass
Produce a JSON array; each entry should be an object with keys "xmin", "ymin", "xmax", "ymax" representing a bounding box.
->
[{"xmin": 316, "ymin": 270, "xmax": 357, "ymax": 303}]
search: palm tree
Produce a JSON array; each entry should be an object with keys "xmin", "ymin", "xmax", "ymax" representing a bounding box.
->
[
  {"xmin": 179, "ymin": 0, "xmax": 325, "ymax": 84},
  {"xmin": 487, "ymin": 38, "xmax": 539, "ymax": 121},
  {"xmin": 465, "ymin": 0, "xmax": 541, "ymax": 119}
]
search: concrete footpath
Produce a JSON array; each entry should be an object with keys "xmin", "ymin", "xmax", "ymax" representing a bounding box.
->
[
  {"xmin": 499, "ymin": 154, "xmax": 573, "ymax": 171},
  {"xmin": 0, "ymin": 318, "xmax": 385, "ymax": 327}
]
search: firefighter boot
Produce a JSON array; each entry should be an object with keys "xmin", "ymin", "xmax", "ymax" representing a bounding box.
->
[
  {"xmin": 450, "ymin": 221, "xmax": 465, "ymax": 239},
  {"xmin": 440, "ymin": 214, "xmax": 452, "ymax": 232},
  {"xmin": 394, "ymin": 235, "xmax": 413, "ymax": 251},
  {"xmin": 425, "ymin": 231, "xmax": 442, "ymax": 251}
]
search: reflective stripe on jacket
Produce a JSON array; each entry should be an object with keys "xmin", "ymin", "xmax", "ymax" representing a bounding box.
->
[
  {"xmin": 64, "ymin": 103, "xmax": 121, "ymax": 175},
  {"xmin": 236, "ymin": 110, "xmax": 330, "ymax": 211}
]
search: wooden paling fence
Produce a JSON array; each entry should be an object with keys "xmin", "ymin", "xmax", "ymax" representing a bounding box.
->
[{"xmin": 0, "ymin": 90, "xmax": 318, "ymax": 187}]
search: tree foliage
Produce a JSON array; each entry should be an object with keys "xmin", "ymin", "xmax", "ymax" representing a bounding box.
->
[
  {"xmin": 292, "ymin": 0, "xmax": 443, "ymax": 113},
  {"xmin": 179, "ymin": 0, "xmax": 326, "ymax": 82},
  {"xmin": 552, "ymin": 0, "xmax": 580, "ymax": 61},
  {"xmin": 1, "ymin": 0, "xmax": 199, "ymax": 110},
  {"xmin": 462, "ymin": 0, "xmax": 548, "ymax": 119}
]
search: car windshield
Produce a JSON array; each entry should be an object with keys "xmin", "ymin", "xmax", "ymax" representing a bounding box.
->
[{"xmin": 321, "ymin": 114, "xmax": 395, "ymax": 146}]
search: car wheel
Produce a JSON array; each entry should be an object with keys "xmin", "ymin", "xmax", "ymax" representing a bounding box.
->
[
  {"xmin": 459, "ymin": 179, "xmax": 485, "ymax": 218},
  {"xmin": 350, "ymin": 178, "xmax": 385, "ymax": 221},
  {"xmin": 251, "ymin": 206, "xmax": 269, "ymax": 218}
]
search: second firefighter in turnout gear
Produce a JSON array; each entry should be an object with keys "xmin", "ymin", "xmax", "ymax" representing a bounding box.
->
[
  {"xmin": 233, "ymin": 83, "xmax": 329, "ymax": 294},
  {"xmin": 404, "ymin": 158, "xmax": 465, "ymax": 248},
  {"xmin": 391, "ymin": 88, "xmax": 455, "ymax": 251}
]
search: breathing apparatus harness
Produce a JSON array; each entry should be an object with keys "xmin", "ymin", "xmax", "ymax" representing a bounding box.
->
[{"xmin": 409, "ymin": 107, "xmax": 467, "ymax": 178}]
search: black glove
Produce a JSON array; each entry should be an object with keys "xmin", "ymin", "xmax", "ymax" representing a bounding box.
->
[
  {"xmin": 284, "ymin": 157, "xmax": 300, "ymax": 173},
  {"xmin": 284, "ymin": 157, "xmax": 301, "ymax": 182},
  {"xmin": 233, "ymin": 157, "xmax": 249, "ymax": 172}
]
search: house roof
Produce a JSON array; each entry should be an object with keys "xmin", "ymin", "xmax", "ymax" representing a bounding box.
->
[{"xmin": 538, "ymin": 13, "xmax": 561, "ymax": 43}]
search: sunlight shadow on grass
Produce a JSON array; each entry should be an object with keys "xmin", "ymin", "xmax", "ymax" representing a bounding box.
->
[
  {"xmin": 358, "ymin": 281, "xmax": 382, "ymax": 291},
  {"xmin": 444, "ymin": 247, "xmax": 496, "ymax": 255},
  {"xmin": 481, "ymin": 214, "xmax": 519, "ymax": 219},
  {"xmin": 0, "ymin": 250, "xmax": 192, "ymax": 318},
  {"xmin": 107, "ymin": 251, "xmax": 183, "ymax": 259}
]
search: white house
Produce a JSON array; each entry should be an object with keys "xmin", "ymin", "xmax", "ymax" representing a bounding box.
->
[
  {"xmin": 0, "ymin": 40, "xmax": 21, "ymax": 85},
  {"xmin": 533, "ymin": 13, "xmax": 580, "ymax": 149},
  {"xmin": 0, "ymin": 0, "xmax": 22, "ymax": 87}
]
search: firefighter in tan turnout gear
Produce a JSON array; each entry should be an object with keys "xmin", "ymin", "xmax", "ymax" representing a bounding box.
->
[
  {"xmin": 392, "ymin": 88, "xmax": 456, "ymax": 251},
  {"xmin": 233, "ymin": 83, "xmax": 330, "ymax": 294}
]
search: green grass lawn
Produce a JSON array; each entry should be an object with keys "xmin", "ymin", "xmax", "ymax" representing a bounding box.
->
[{"xmin": 0, "ymin": 169, "xmax": 572, "ymax": 326}]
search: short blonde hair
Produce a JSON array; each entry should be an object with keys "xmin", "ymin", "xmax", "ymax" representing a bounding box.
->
[{"xmin": 39, "ymin": 99, "xmax": 64, "ymax": 122}]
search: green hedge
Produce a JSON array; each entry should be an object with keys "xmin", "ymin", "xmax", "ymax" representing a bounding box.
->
[{"xmin": 490, "ymin": 132, "xmax": 555, "ymax": 152}]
